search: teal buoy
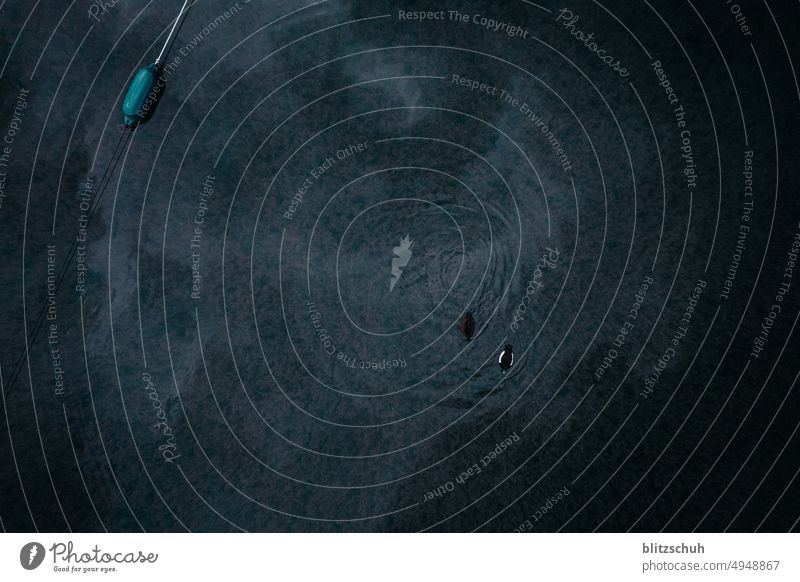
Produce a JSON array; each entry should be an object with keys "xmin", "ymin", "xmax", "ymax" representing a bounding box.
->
[
  {"xmin": 122, "ymin": 63, "xmax": 165, "ymax": 127},
  {"xmin": 121, "ymin": 0, "xmax": 192, "ymax": 127}
]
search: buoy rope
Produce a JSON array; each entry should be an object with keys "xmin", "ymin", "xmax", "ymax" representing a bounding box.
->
[
  {"xmin": 3, "ymin": 128, "xmax": 133, "ymax": 399},
  {"xmin": 155, "ymin": 0, "xmax": 194, "ymax": 66}
]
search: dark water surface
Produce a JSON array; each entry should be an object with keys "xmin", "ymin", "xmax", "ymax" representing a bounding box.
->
[{"xmin": 1, "ymin": 0, "xmax": 799, "ymax": 532}]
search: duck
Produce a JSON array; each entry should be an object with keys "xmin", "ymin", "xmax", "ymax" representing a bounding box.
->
[
  {"xmin": 499, "ymin": 344, "xmax": 514, "ymax": 372},
  {"xmin": 460, "ymin": 312, "xmax": 475, "ymax": 341}
]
